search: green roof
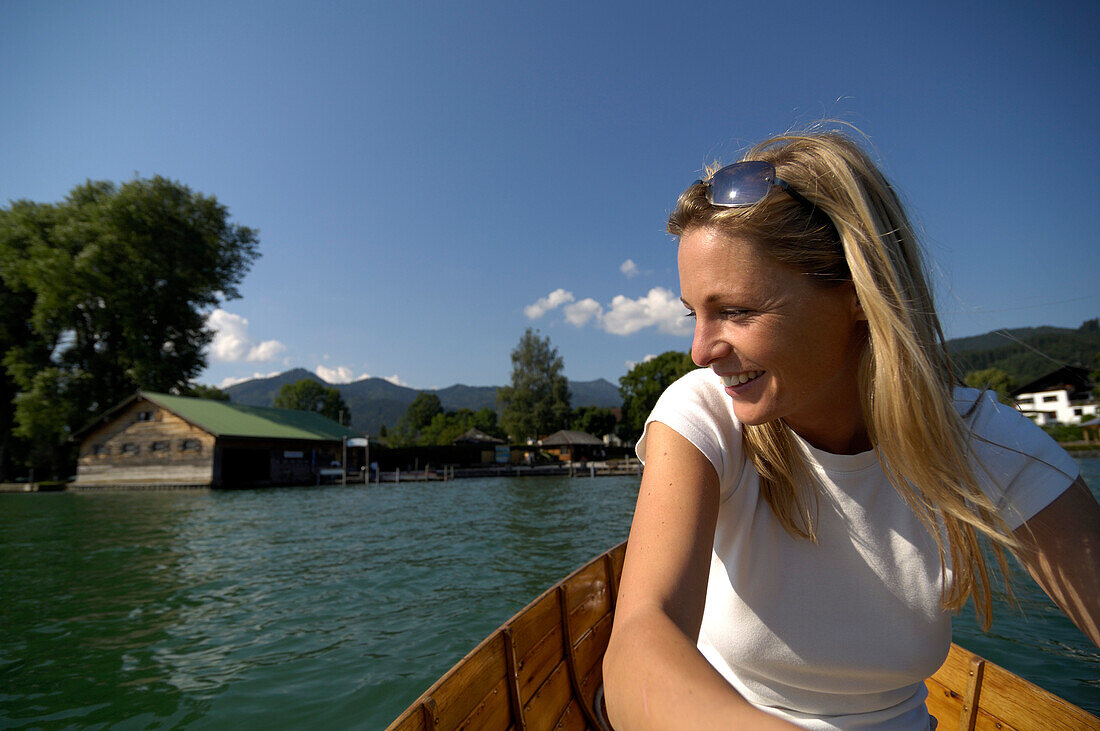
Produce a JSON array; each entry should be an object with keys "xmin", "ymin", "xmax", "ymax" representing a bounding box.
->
[{"xmin": 141, "ymin": 391, "xmax": 360, "ymax": 441}]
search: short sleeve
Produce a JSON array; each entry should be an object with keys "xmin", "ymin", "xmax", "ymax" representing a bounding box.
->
[
  {"xmin": 956, "ymin": 388, "xmax": 1079, "ymax": 530},
  {"xmin": 636, "ymin": 369, "xmax": 743, "ymax": 495}
]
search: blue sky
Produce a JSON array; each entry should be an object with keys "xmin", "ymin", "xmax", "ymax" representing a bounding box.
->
[{"xmin": 3, "ymin": 1, "xmax": 1097, "ymax": 391}]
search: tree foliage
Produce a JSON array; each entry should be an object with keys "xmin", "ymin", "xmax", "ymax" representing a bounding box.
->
[
  {"xmin": 497, "ymin": 329, "xmax": 571, "ymax": 442},
  {"xmin": 963, "ymin": 368, "xmax": 1017, "ymax": 405},
  {"xmin": 274, "ymin": 379, "xmax": 350, "ymax": 424},
  {"xmin": 571, "ymin": 406, "xmax": 618, "ymax": 438},
  {"xmin": 618, "ymin": 351, "xmax": 696, "ymax": 440},
  {"xmin": 405, "ymin": 393, "xmax": 443, "ymax": 430},
  {"xmin": 181, "ymin": 384, "xmax": 231, "ymax": 401},
  {"xmin": 0, "ymin": 177, "xmax": 259, "ymax": 478}
]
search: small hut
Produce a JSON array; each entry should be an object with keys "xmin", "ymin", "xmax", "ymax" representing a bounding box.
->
[
  {"xmin": 539, "ymin": 430, "xmax": 604, "ymax": 464},
  {"xmin": 73, "ymin": 391, "xmax": 360, "ymax": 488}
]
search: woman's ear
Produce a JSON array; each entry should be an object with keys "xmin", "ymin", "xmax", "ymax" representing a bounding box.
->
[{"xmin": 851, "ymin": 287, "xmax": 867, "ymax": 321}]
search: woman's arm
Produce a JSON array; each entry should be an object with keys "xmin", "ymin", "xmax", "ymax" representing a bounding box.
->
[
  {"xmin": 602, "ymin": 422, "xmax": 797, "ymax": 730},
  {"xmin": 1013, "ymin": 474, "xmax": 1100, "ymax": 648}
]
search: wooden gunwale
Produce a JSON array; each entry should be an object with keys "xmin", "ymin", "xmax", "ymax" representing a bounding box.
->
[{"xmin": 386, "ymin": 541, "xmax": 1099, "ymax": 731}]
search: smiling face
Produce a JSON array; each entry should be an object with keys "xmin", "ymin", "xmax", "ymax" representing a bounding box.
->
[{"xmin": 678, "ymin": 226, "xmax": 870, "ymax": 453}]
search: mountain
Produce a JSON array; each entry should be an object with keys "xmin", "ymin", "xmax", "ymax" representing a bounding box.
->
[
  {"xmin": 224, "ymin": 372, "xmax": 621, "ymax": 436},
  {"xmin": 947, "ymin": 319, "xmax": 1100, "ymax": 385}
]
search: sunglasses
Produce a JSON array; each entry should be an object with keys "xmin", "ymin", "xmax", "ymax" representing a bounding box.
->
[{"xmin": 699, "ymin": 160, "xmax": 815, "ymax": 212}]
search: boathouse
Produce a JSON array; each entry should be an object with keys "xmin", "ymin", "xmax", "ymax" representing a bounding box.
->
[
  {"xmin": 539, "ymin": 430, "xmax": 605, "ymax": 463},
  {"xmin": 72, "ymin": 391, "xmax": 360, "ymax": 488}
]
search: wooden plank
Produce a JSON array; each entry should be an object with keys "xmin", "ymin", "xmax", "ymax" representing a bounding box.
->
[
  {"xmin": 958, "ymin": 654, "xmax": 984, "ymax": 731},
  {"xmin": 970, "ymin": 656, "xmax": 1100, "ymax": 730},
  {"xmin": 558, "ymin": 586, "xmax": 601, "ymax": 730},
  {"xmin": 386, "ymin": 704, "xmax": 428, "ymax": 731},
  {"xmin": 564, "ymin": 564, "xmax": 611, "ymax": 640},
  {"xmin": 455, "ymin": 676, "xmax": 512, "ymax": 731},
  {"xmin": 924, "ymin": 677, "xmax": 963, "ymax": 728},
  {"xmin": 511, "ymin": 592, "xmax": 562, "ymax": 663},
  {"xmin": 929, "ymin": 644, "xmax": 975, "ymax": 708},
  {"xmin": 516, "ymin": 622, "xmax": 565, "ymax": 705},
  {"xmin": 502, "ymin": 628, "xmax": 527, "ymax": 731},
  {"xmin": 432, "ymin": 632, "xmax": 509, "ymax": 729},
  {"xmin": 524, "ymin": 661, "xmax": 573, "ymax": 731},
  {"xmin": 553, "ymin": 699, "xmax": 587, "ymax": 731},
  {"xmin": 572, "ymin": 612, "xmax": 613, "ymax": 684}
]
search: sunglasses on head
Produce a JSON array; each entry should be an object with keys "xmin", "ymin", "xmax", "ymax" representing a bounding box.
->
[{"xmin": 699, "ymin": 160, "xmax": 815, "ymax": 212}]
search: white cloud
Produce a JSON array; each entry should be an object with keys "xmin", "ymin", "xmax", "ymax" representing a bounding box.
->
[
  {"xmin": 383, "ymin": 374, "xmax": 409, "ymax": 387},
  {"xmin": 564, "ymin": 298, "xmax": 603, "ymax": 327},
  {"xmin": 316, "ymin": 365, "xmax": 363, "ymax": 384},
  {"xmin": 218, "ymin": 371, "xmax": 282, "ymax": 389},
  {"xmin": 620, "ymin": 259, "xmax": 639, "ymax": 278},
  {"xmin": 602, "ymin": 287, "xmax": 692, "ymax": 336},
  {"xmin": 524, "ymin": 288, "xmax": 574, "ymax": 319},
  {"xmin": 625, "ymin": 353, "xmax": 659, "ymax": 370},
  {"xmin": 208, "ymin": 309, "xmax": 287, "ymax": 362}
]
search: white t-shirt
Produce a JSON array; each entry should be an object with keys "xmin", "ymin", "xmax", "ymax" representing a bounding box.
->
[{"xmin": 637, "ymin": 369, "xmax": 1078, "ymax": 730}]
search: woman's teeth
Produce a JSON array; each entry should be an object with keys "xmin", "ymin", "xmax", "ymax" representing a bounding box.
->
[{"xmin": 721, "ymin": 371, "xmax": 764, "ymax": 387}]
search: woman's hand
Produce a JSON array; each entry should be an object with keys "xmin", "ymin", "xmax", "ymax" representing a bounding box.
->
[
  {"xmin": 602, "ymin": 422, "xmax": 798, "ymax": 729},
  {"xmin": 1013, "ymin": 475, "xmax": 1100, "ymax": 648}
]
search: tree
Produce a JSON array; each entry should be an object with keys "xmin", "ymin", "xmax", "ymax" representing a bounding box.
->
[
  {"xmin": 0, "ymin": 177, "xmax": 259, "ymax": 478},
  {"xmin": 964, "ymin": 368, "xmax": 1017, "ymax": 405},
  {"xmin": 181, "ymin": 384, "xmax": 231, "ymax": 401},
  {"xmin": 498, "ymin": 329, "xmax": 571, "ymax": 442},
  {"xmin": 571, "ymin": 406, "xmax": 618, "ymax": 438},
  {"xmin": 406, "ymin": 393, "xmax": 444, "ymax": 430},
  {"xmin": 274, "ymin": 379, "xmax": 350, "ymax": 424},
  {"xmin": 618, "ymin": 351, "xmax": 696, "ymax": 440}
]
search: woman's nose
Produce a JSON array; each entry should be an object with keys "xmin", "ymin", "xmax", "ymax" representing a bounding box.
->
[{"xmin": 691, "ymin": 320, "xmax": 729, "ymax": 367}]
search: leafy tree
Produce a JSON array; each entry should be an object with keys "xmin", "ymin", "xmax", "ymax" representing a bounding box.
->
[
  {"xmin": 571, "ymin": 406, "xmax": 618, "ymax": 438},
  {"xmin": 963, "ymin": 368, "xmax": 1017, "ymax": 405},
  {"xmin": 181, "ymin": 384, "xmax": 231, "ymax": 401},
  {"xmin": 618, "ymin": 351, "xmax": 696, "ymax": 440},
  {"xmin": 406, "ymin": 393, "xmax": 444, "ymax": 430},
  {"xmin": 417, "ymin": 407, "xmax": 506, "ymax": 446},
  {"xmin": 0, "ymin": 177, "xmax": 259, "ymax": 478},
  {"xmin": 498, "ymin": 329, "xmax": 571, "ymax": 442},
  {"xmin": 274, "ymin": 379, "xmax": 350, "ymax": 424}
]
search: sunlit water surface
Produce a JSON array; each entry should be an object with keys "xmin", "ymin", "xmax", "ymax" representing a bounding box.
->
[{"xmin": 2, "ymin": 464, "xmax": 1097, "ymax": 729}]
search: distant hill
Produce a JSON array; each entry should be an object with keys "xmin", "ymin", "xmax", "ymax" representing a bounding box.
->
[
  {"xmin": 946, "ymin": 319, "xmax": 1099, "ymax": 385},
  {"xmin": 224, "ymin": 372, "xmax": 621, "ymax": 436}
]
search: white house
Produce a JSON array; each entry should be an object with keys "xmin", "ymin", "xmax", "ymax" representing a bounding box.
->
[{"xmin": 1012, "ymin": 366, "xmax": 1098, "ymax": 425}]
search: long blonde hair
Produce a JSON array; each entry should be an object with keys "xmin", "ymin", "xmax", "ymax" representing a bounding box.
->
[{"xmin": 668, "ymin": 130, "xmax": 1017, "ymax": 627}]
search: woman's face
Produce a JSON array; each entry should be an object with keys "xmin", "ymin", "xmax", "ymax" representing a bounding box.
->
[{"xmin": 678, "ymin": 226, "xmax": 868, "ymax": 451}]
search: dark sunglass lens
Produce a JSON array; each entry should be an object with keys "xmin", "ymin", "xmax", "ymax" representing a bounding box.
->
[{"xmin": 709, "ymin": 161, "xmax": 773, "ymax": 207}]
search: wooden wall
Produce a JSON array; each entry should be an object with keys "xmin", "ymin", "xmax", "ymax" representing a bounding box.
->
[{"xmin": 74, "ymin": 399, "xmax": 215, "ymax": 487}]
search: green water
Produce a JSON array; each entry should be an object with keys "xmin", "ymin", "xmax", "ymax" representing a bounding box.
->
[{"xmin": 1, "ymin": 465, "xmax": 1097, "ymax": 729}]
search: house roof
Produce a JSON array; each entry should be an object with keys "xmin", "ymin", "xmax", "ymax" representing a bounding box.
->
[
  {"xmin": 1012, "ymin": 365, "xmax": 1093, "ymax": 397},
  {"xmin": 540, "ymin": 430, "xmax": 603, "ymax": 447},
  {"xmin": 452, "ymin": 428, "xmax": 505, "ymax": 445},
  {"xmin": 76, "ymin": 391, "xmax": 360, "ymax": 442}
]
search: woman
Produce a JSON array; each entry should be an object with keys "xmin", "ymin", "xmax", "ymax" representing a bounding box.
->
[{"xmin": 602, "ymin": 130, "xmax": 1100, "ymax": 730}]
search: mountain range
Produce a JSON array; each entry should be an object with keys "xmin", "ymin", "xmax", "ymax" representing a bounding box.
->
[
  {"xmin": 225, "ymin": 368, "xmax": 622, "ymax": 436},
  {"xmin": 225, "ymin": 319, "xmax": 1099, "ymax": 435}
]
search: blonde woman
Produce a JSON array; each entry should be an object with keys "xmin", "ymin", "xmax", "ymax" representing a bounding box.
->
[{"xmin": 603, "ymin": 130, "xmax": 1100, "ymax": 730}]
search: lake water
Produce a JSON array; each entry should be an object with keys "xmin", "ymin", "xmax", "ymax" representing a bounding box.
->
[{"xmin": 2, "ymin": 463, "xmax": 1097, "ymax": 729}]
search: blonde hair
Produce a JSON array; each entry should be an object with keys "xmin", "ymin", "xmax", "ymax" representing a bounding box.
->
[{"xmin": 668, "ymin": 129, "xmax": 1017, "ymax": 627}]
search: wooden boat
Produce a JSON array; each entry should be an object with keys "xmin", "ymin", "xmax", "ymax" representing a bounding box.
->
[{"xmin": 386, "ymin": 542, "xmax": 1099, "ymax": 731}]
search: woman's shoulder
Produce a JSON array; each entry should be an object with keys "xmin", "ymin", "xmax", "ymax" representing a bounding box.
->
[{"xmin": 638, "ymin": 368, "xmax": 742, "ymax": 469}]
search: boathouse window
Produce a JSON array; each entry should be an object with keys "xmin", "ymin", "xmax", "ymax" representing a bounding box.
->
[
  {"xmin": 1016, "ymin": 396, "xmax": 1033, "ymax": 404},
  {"xmin": 180, "ymin": 439, "xmax": 201, "ymax": 451},
  {"xmin": 136, "ymin": 411, "xmax": 154, "ymax": 422},
  {"xmin": 1074, "ymin": 408, "xmax": 1083, "ymax": 416},
  {"xmin": 151, "ymin": 440, "xmax": 170, "ymax": 452},
  {"xmin": 1042, "ymin": 395, "xmax": 1058, "ymax": 403},
  {"xmin": 121, "ymin": 443, "xmax": 139, "ymax": 455},
  {"xmin": 92, "ymin": 444, "xmax": 109, "ymax": 456}
]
